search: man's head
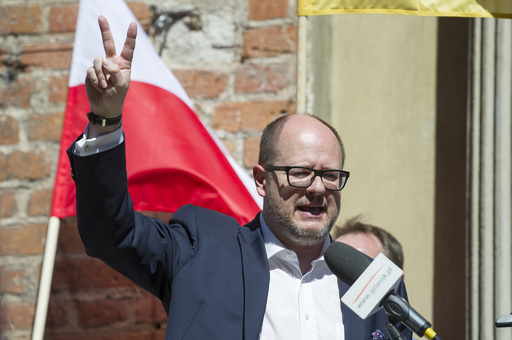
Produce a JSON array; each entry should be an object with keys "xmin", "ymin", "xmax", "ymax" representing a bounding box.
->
[
  {"xmin": 258, "ymin": 114, "xmax": 345, "ymax": 166},
  {"xmin": 332, "ymin": 215, "xmax": 404, "ymax": 269},
  {"xmin": 253, "ymin": 114, "xmax": 347, "ymax": 250}
]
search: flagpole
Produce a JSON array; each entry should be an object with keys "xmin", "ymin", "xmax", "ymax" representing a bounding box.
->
[
  {"xmin": 31, "ymin": 216, "xmax": 61, "ymax": 340},
  {"xmin": 296, "ymin": 15, "xmax": 308, "ymax": 114}
]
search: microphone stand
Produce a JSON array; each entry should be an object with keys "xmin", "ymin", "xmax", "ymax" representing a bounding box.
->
[
  {"xmin": 381, "ymin": 292, "xmax": 442, "ymax": 340},
  {"xmin": 385, "ymin": 322, "xmax": 407, "ymax": 340},
  {"xmin": 496, "ymin": 314, "xmax": 512, "ymax": 327}
]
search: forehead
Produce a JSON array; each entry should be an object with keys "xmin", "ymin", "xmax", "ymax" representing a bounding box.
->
[
  {"xmin": 276, "ymin": 117, "xmax": 343, "ymax": 166},
  {"xmin": 336, "ymin": 232, "xmax": 383, "ymax": 258}
]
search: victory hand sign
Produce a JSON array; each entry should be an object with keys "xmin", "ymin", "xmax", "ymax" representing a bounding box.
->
[{"xmin": 85, "ymin": 15, "xmax": 137, "ymax": 137}]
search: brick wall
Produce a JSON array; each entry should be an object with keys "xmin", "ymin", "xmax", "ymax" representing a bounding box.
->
[{"xmin": 0, "ymin": 0, "xmax": 297, "ymax": 339}]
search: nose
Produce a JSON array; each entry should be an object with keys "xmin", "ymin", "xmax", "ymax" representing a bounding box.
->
[{"xmin": 306, "ymin": 174, "xmax": 326, "ymax": 195}]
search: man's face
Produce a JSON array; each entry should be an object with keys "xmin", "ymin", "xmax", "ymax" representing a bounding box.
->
[{"xmin": 257, "ymin": 116, "xmax": 343, "ymax": 248}]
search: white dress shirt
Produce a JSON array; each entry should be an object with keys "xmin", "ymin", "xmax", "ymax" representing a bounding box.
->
[
  {"xmin": 259, "ymin": 214, "xmax": 344, "ymax": 340},
  {"xmin": 74, "ymin": 126, "xmax": 345, "ymax": 339},
  {"xmin": 73, "ymin": 124, "xmax": 124, "ymax": 156}
]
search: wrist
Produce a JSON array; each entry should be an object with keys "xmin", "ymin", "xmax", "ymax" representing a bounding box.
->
[
  {"xmin": 87, "ymin": 111, "xmax": 122, "ymax": 127},
  {"xmin": 86, "ymin": 111, "xmax": 122, "ymax": 138}
]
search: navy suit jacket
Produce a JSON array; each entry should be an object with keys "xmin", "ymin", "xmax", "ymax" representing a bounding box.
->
[{"xmin": 68, "ymin": 140, "xmax": 412, "ymax": 339}]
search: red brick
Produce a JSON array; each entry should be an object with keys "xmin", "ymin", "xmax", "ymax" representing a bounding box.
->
[
  {"xmin": 173, "ymin": 70, "xmax": 228, "ymax": 99},
  {"xmin": 249, "ymin": 0, "xmax": 289, "ymax": 20},
  {"xmin": 50, "ymin": 75, "xmax": 69, "ymax": 104},
  {"xmin": 0, "ymin": 46, "xmax": 9, "ymax": 62},
  {"xmin": 134, "ymin": 295, "xmax": 157, "ymax": 325},
  {"xmin": 49, "ymin": 6, "xmax": 78, "ymax": 33},
  {"xmin": 27, "ymin": 111, "xmax": 64, "ymax": 142},
  {"xmin": 213, "ymin": 101, "xmax": 291, "ymax": 132},
  {"xmin": 52, "ymin": 257, "xmax": 136, "ymax": 291},
  {"xmin": 0, "ymin": 5, "xmax": 42, "ymax": 34},
  {"xmin": 27, "ymin": 188, "xmax": 53, "ymax": 216},
  {"xmin": 0, "ymin": 154, "xmax": 6, "ymax": 181},
  {"xmin": 220, "ymin": 139, "xmax": 235, "ymax": 157},
  {"xmin": 45, "ymin": 300, "xmax": 69, "ymax": 327},
  {"xmin": 0, "ymin": 77, "xmax": 34, "ymax": 109},
  {"xmin": 4, "ymin": 150, "xmax": 51, "ymax": 180},
  {"xmin": 0, "ymin": 188, "xmax": 17, "ymax": 218},
  {"xmin": 0, "ymin": 300, "xmax": 35, "ymax": 330},
  {"xmin": 243, "ymin": 26, "xmax": 297, "ymax": 59},
  {"xmin": 135, "ymin": 295, "xmax": 153, "ymax": 324},
  {"xmin": 135, "ymin": 295, "xmax": 167, "ymax": 325},
  {"xmin": 22, "ymin": 42, "xmax": 73, "ymax": 70},
  {"xmin": 211, "ymin": 106, "xmax": 239, "ymax": 132},
  {"xmin": 0, "ymin": 265, "xmax": 25, "ymax": 294},
  {"xmin": 0, "ymin": 224, "xmax": 46, "ymax": 255},
  {"xmin": 77, "ymin": 299, "xmax": 130, "ymax": 327},
  {"xmin": 239, "ymin": 100, "xmax": 294, "ymax": 129},
  {"xmin": 235, "ymin": 63, "xmax": 289, "ymax": 94},
  {"xmin": 155, "ymin": 300, "xmax": 167, "ymax": 324},
  {"xmin": 155, "ymin": 328, "xmax": 167, "ymax": 339},
  {"xmin": 56, "ymin": 217, "xmax": 85, "ymax": 255},
  {"xmin": 128, "ymin": 3, "xmax": 152, "ymax": 33},
  {"xmin": 244, "ymin": 137, "xmax": 261, "ymax": 168},
  {"xmin": 0, "ymin": 115, "xmax": 19, "ymax": 145}
]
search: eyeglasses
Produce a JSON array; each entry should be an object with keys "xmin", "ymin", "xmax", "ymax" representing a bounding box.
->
[{"xmin": 264, "ymin": 165, "xmax": 350, "ymax": 191}]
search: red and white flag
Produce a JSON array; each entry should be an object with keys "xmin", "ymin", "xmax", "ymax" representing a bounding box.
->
[{"xmin": 51, "ymin": 0, "xmax": 262, "ymax": 224}]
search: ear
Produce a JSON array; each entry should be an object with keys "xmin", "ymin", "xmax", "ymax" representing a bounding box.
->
[{"xmin": 253, "ymin": 164, "xmax": 267, "ymax": 197}]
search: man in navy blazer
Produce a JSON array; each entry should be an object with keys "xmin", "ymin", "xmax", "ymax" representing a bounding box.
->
[{"xmin": 69, "ymin": 16, "xmax": 413, "ymax": 339}]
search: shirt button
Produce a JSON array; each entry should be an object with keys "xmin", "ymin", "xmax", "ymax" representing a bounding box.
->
[{"xmin": 305, "ymin": 314, "xmax": 310, "ymax": 320}]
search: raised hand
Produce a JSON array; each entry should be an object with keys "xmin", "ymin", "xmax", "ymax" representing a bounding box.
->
[{"xmin": 85, "ymin": 15, "xmax": 137, "ymax": 135}]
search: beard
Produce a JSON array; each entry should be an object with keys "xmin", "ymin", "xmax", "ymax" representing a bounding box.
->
[{"xmin": 266, "ymin": 185, "xmax": 338, "ymax": 247}]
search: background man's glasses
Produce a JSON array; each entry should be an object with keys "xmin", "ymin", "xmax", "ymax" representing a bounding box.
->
[{"xmin": 264, "ymin": 165, "xmax": 350, "ymax": 191}]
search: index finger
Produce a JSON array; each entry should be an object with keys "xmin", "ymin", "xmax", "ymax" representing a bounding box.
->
[{"xmin": 98, "ymin": 15, "xmax": 117, "ymax": 58}]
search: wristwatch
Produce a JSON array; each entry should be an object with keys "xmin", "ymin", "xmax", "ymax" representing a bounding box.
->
[{"xmin": 87, "ymin": 111, "xmax": 122, "ymax": 127}]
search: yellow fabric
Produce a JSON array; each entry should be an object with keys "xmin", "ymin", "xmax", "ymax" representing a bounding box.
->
[{"xmin": 297, "ymin": 0, "xmax": 512, "ymax": 18}]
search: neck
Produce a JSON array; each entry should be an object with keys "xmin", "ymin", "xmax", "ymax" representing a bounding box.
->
[{"xmin": 280, "ymin": 237, "xmax": 325, "ymax": 275}]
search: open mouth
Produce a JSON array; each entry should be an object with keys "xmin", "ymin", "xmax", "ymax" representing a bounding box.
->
[{"xmin": 298, "ymin": 206, "xmax": 325, "ymax": 216}]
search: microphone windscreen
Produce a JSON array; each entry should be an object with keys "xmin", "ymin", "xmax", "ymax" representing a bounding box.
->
[{"xmin": 324, "ymin": 241, "xmax": 371, "ymax": 286}]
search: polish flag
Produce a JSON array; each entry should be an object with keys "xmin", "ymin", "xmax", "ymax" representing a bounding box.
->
[{"xmin": 51, "ymin": 0, "xmax": 262, "ymax": 224}]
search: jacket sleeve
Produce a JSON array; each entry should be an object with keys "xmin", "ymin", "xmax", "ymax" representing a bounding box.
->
[{"xmin": 67, "ymin": 139, "xmax": 194, "ymax": 300}]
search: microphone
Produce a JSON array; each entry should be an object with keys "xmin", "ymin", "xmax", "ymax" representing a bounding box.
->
[{"xmin": 325, "ymin": 242, "xmax": 442, "ymax": 340}]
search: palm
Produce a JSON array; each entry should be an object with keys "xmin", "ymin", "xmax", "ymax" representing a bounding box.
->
[{"xmin": 86, "ymin": 56, "xmax": 131, "ymax": 114}]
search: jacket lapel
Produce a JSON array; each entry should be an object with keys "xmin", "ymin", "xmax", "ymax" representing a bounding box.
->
[
  {"xmin": 340, "ymin": 280, "xmax": 368, "ymax": 339},
  {"xmin": 238, "ymin": 214, "xmax": 270, "ymax": 340}
]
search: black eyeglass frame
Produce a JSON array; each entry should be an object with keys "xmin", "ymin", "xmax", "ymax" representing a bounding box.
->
[{"xmin": 264, "ymin": 165, "xmax": 350, "ymax": 191}]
